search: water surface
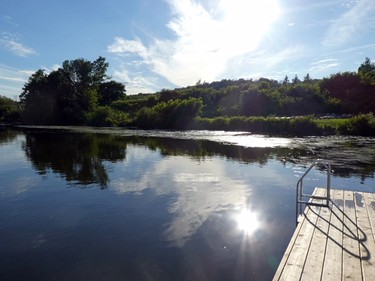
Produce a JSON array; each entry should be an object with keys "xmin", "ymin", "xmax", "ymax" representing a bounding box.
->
[{"xmin": 1, "ymin": 127, "xmax": 374, "ymax": 281}]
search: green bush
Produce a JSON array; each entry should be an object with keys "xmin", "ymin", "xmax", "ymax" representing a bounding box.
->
[
  {"xmin": 85, "ymin": 106, "xmax": 131, "ymax": 127},
  {"xmin": 135, "ymin": 98, "xmax": 203, "ymax": 129},
  {"xmin": 338, "ymin": 113, "xmax": 375, "ymax": 136}
]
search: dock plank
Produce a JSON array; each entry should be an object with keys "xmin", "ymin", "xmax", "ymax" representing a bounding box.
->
[
  {"xmin": 300, "ymin": 189, "xmax": 329, "ymax": 281},
  {"xmin": 273, "ymin": 188, "xmax": 323, "ymax": 281},
  {"xmin": 342, "ymin": 190, "xmax": 362, "ymax": 280},
  {"xmin": 274, "ymin": 188, "xmax": 375, "ymax": 281},
  {"xmin": 272, "ymin": 211, "xmax": 306, "ymax": 280},
  {"xmin": 321, "ymin": 189, "xmax": 344, "ymax": 280},
  {"xmin": 357, "ymin": 191, "xmax": 375, "ymax": 279},
  {"xmin": 363, "ymin": 192, "xmax": 375, "ymax": 244}
]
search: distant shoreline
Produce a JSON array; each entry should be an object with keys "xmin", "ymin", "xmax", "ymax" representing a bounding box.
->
[{"xmin": 3, "ymin": 113, "xmax": 375, "ymax": 137}]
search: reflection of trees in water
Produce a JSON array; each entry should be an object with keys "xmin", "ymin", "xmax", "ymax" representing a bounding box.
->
[
  {"xmin": 20, "ymin": 128, "xmax": 375, "ymax": 187},
  {"xmin": 0, "ymin": 128, "xmax": 19, "ymax": 145},
  {"xmin": 126, "ymin": 136, "xmax": 281, "ymax": 165},
  {"xmin": 23, "ymin": 130, "xmax": 128, "ymax": 188},
  {"xmin": 130, "ymin": 136, "xmax": 375, "ymax": 180},
  {"xmin": 288, "ymin": 138, "xmax": 375, "ymax": 181}
]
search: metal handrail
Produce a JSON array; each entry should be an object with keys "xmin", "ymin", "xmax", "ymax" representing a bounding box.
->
[{"xmin": 296, "ymin": 160, "xmax": 331, "ymax": 224}]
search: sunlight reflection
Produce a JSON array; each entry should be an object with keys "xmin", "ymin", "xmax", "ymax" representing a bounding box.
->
[{"xmin": 235, "ymin": 209, "xmax": 260, "ymax": 235}]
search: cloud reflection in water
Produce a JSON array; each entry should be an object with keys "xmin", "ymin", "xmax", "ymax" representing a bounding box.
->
[{"xmin": 111, "ymin": 154, "xmax": 252, "ymax": 247}]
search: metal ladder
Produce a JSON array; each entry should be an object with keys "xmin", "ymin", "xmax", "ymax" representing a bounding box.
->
[{"xmin": 296, "ymin": 160, "xmax": 331, "ymax": 225}]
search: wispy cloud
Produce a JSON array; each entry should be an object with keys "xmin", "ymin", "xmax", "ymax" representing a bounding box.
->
[
  {"xmin": 0, "ymin": 64, "xmax": 33, "ymax": 98},
  {"xmin": 309, "ymin": 58, "xmax": 339, "ymax": 72},
  {"xmin": 108, "ymin": 37, "xmax": 148, "ymax": 55},
  {"xmin": 0, "ymin": 33, "xmax": 37, "ymax": 57},
  {"xmin": 0, "ymin": 75, "xmax": 26, "ymax": 83},
  {"xmin": 41, "ymin": 64, "xmax": 61, "ymax": 74},
  {"xmin": 108, "ymin": 0, "xmax": 281, "ymax": 89},
  {"xmin": 323, "ymin": 0, "xmax": 375, "ymax": 46},
  {"xmin": 239, "ymin": 45, "xmax": 305, "ymax": 77},
  {"xmin": 111, "ymin": 68, "xmax": 160, "ymax": 94},
  {"xmin": 2, "ymin": 15, "xmax": 19, "ymax": 27}
]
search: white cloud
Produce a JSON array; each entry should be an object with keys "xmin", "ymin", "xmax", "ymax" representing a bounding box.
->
[
  {"xmin": 108, "ymin": 37, "xmax": 148, "ymax": 55},
  {"xmin": 309, "ymin": 58, "xmax": 339, "ymax": 72},
  {"xmin": 1, "ymin": 39, "xmax": 37, "ymax": 57},
  {"xmin": 323, "ymin": 0, "xmax": 375, "ymax": 46},
  {"xmin": 112, "ymin": 68, "xmax": 159, "ymax": 94},
  {"xmin": 0, "ymin": 75, "xmax": 26, "ymax": 83},
  {"xmin": 0, "ymin": 33, "xmax": 37, "ymax": 57},
  {"xmin": 41, "ymin": 64, "xmax": 61, "ymax": 74},
  {"xmin": 112, "ymin": 69, "xmax": 131, "ymax": 82},
  {"xmin": 108, "ymin": 0, "xmax": 281, "ymax": 88},
  {"xmin": 0, "ymin": 64, "xmax": 34, "ymax": 98},
  {"xmin": 335, "ymin": 43, "xmax": 375, "ymax": 54}
]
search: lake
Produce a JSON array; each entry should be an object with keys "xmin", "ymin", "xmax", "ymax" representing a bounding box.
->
[{"xmin": 1, "ymin": 127, "xmax": 375, "ymax": 281}]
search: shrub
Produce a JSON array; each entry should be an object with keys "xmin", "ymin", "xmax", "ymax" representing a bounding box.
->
[
  {"xmin": 85, "ymin": 106, "xmax": 131, "ymax": 127},
  {"xmin": 339, "ymin": 113, "xmax": 375, "ymax": 136}
]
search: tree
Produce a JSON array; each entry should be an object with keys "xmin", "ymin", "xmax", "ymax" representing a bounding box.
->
[
  {"xmin": 19, "ymin": 69, "xmax": 56, "ymax": 124},
  {"xmin": 283, "ymin": 75, "xmax": 289, "ymax": 85},
  {"xmin": 358, "ymin": 57, "xmax": 375, "ymax": 85},
  {"xmin": 98, "ymin": 81, "xmax": 126, "ymax": 106},
  {"xmin": 292, "ymin": 75, "xmax": 300, "ymax": 84},
  {"xmin": 320, "ymin": 71, "xmax": 375, "ymax": 113},
  {"xmin": 20, "ymin": 57, "xmax": 114, "ymax": 125},
  {"xmin": 240, "ymin": 88, "xmax": 276, "ymax": 116},
  {"xmin": 0, "ymin": 96, "xmax": 20, "ymax": 123},
  {"xmin": 303, "ymin": 73, "xmax": 312, "ymax": 83}
]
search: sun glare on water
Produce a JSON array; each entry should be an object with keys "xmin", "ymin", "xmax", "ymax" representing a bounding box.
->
[{"xmin": 235, "ymin": 209, "xmax": 260, "ymax": 235}]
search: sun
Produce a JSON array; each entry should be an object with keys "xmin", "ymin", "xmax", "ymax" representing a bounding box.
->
[
  {"xmin": 217, "ymin": 0, "xmax": 281, "ymax": 54},
  {"xmin": 223, "ymin": 0, "xmax": 281, "ymax": 25}
]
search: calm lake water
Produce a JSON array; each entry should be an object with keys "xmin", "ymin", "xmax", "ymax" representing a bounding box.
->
[{"xmin": 1, "ymin": 127, "xmax": 375, "ymax": 281}]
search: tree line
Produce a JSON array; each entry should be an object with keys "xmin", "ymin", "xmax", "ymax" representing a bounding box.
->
[{"xmin": 1, "ymin": 56, "xmax": 375, "ymax": 135}]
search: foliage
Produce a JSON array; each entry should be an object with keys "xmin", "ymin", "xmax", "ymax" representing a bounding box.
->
[
  {"xmin": 192, "ymin": 116, "xmax": 320, "ymax": 136},
  {"xmin": 320, "ymin": 71, "xmax": 375, "ymax": 114},
  {"xmin": 98, "ymin": 81, "xmax": 126, "ymax": 106},
  {"xmin": 338, "ymin": 113, "xmax": 375, "ymax": 136},
  {"xmin": 2, "ymin": 56, "xmax": 373, "ymax": 136},
  {"xmin": 85, "ymin": 106, "xmax": 130, "ymax": 127},
  {"xmin": 0, "ymin": 96, "xmax": 20, "ymax": 123},
  {"xmin": 111, "ymin": 95, "xmax": 157, "ymax": 112},
  {"xmin": 135, "ymin": 98, "xmax": 203, "ymax": 129},
  {"xmin": 358, "ymin": 57, "xmax": 375, "ymax": 85},
  {"xmin": 19, "ymin": 57, "xmax": 125, "ymax": 125}
]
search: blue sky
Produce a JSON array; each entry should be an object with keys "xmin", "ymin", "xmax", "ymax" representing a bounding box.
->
[{"xmin": 1, "ymin": 0, "xmax": 375, "ymax": 99}]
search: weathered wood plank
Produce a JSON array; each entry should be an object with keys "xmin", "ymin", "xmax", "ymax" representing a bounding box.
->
[
  {"xmin": 342, "ymin": 190, "xmax": 362, "ymax": 280},
  {"xmin": 359, "ymin": 192, "xmax": 375, "ymax": 279},
  {"xmin": 321, "ymin": 189, "xmax": 344, "ymax": 280},
  {"xmin": 363, "ymin": 192, "xmax": 375, "ymax": 246},
  {"xmin": 272, "ymin": 210, "xmax": 306, "ymax": 280},
  {"xmin": 300, "ymin": 189, "xmax": 329, "ymax": 281},
  {"xmin": 274, "ymin": 188, "xmax": 323, "ymax": 281}
]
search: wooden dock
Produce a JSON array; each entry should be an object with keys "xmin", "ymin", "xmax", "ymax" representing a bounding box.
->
[{"xmin": 273, "ymin": 188, "xmax": 375, "ymax": 280}]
